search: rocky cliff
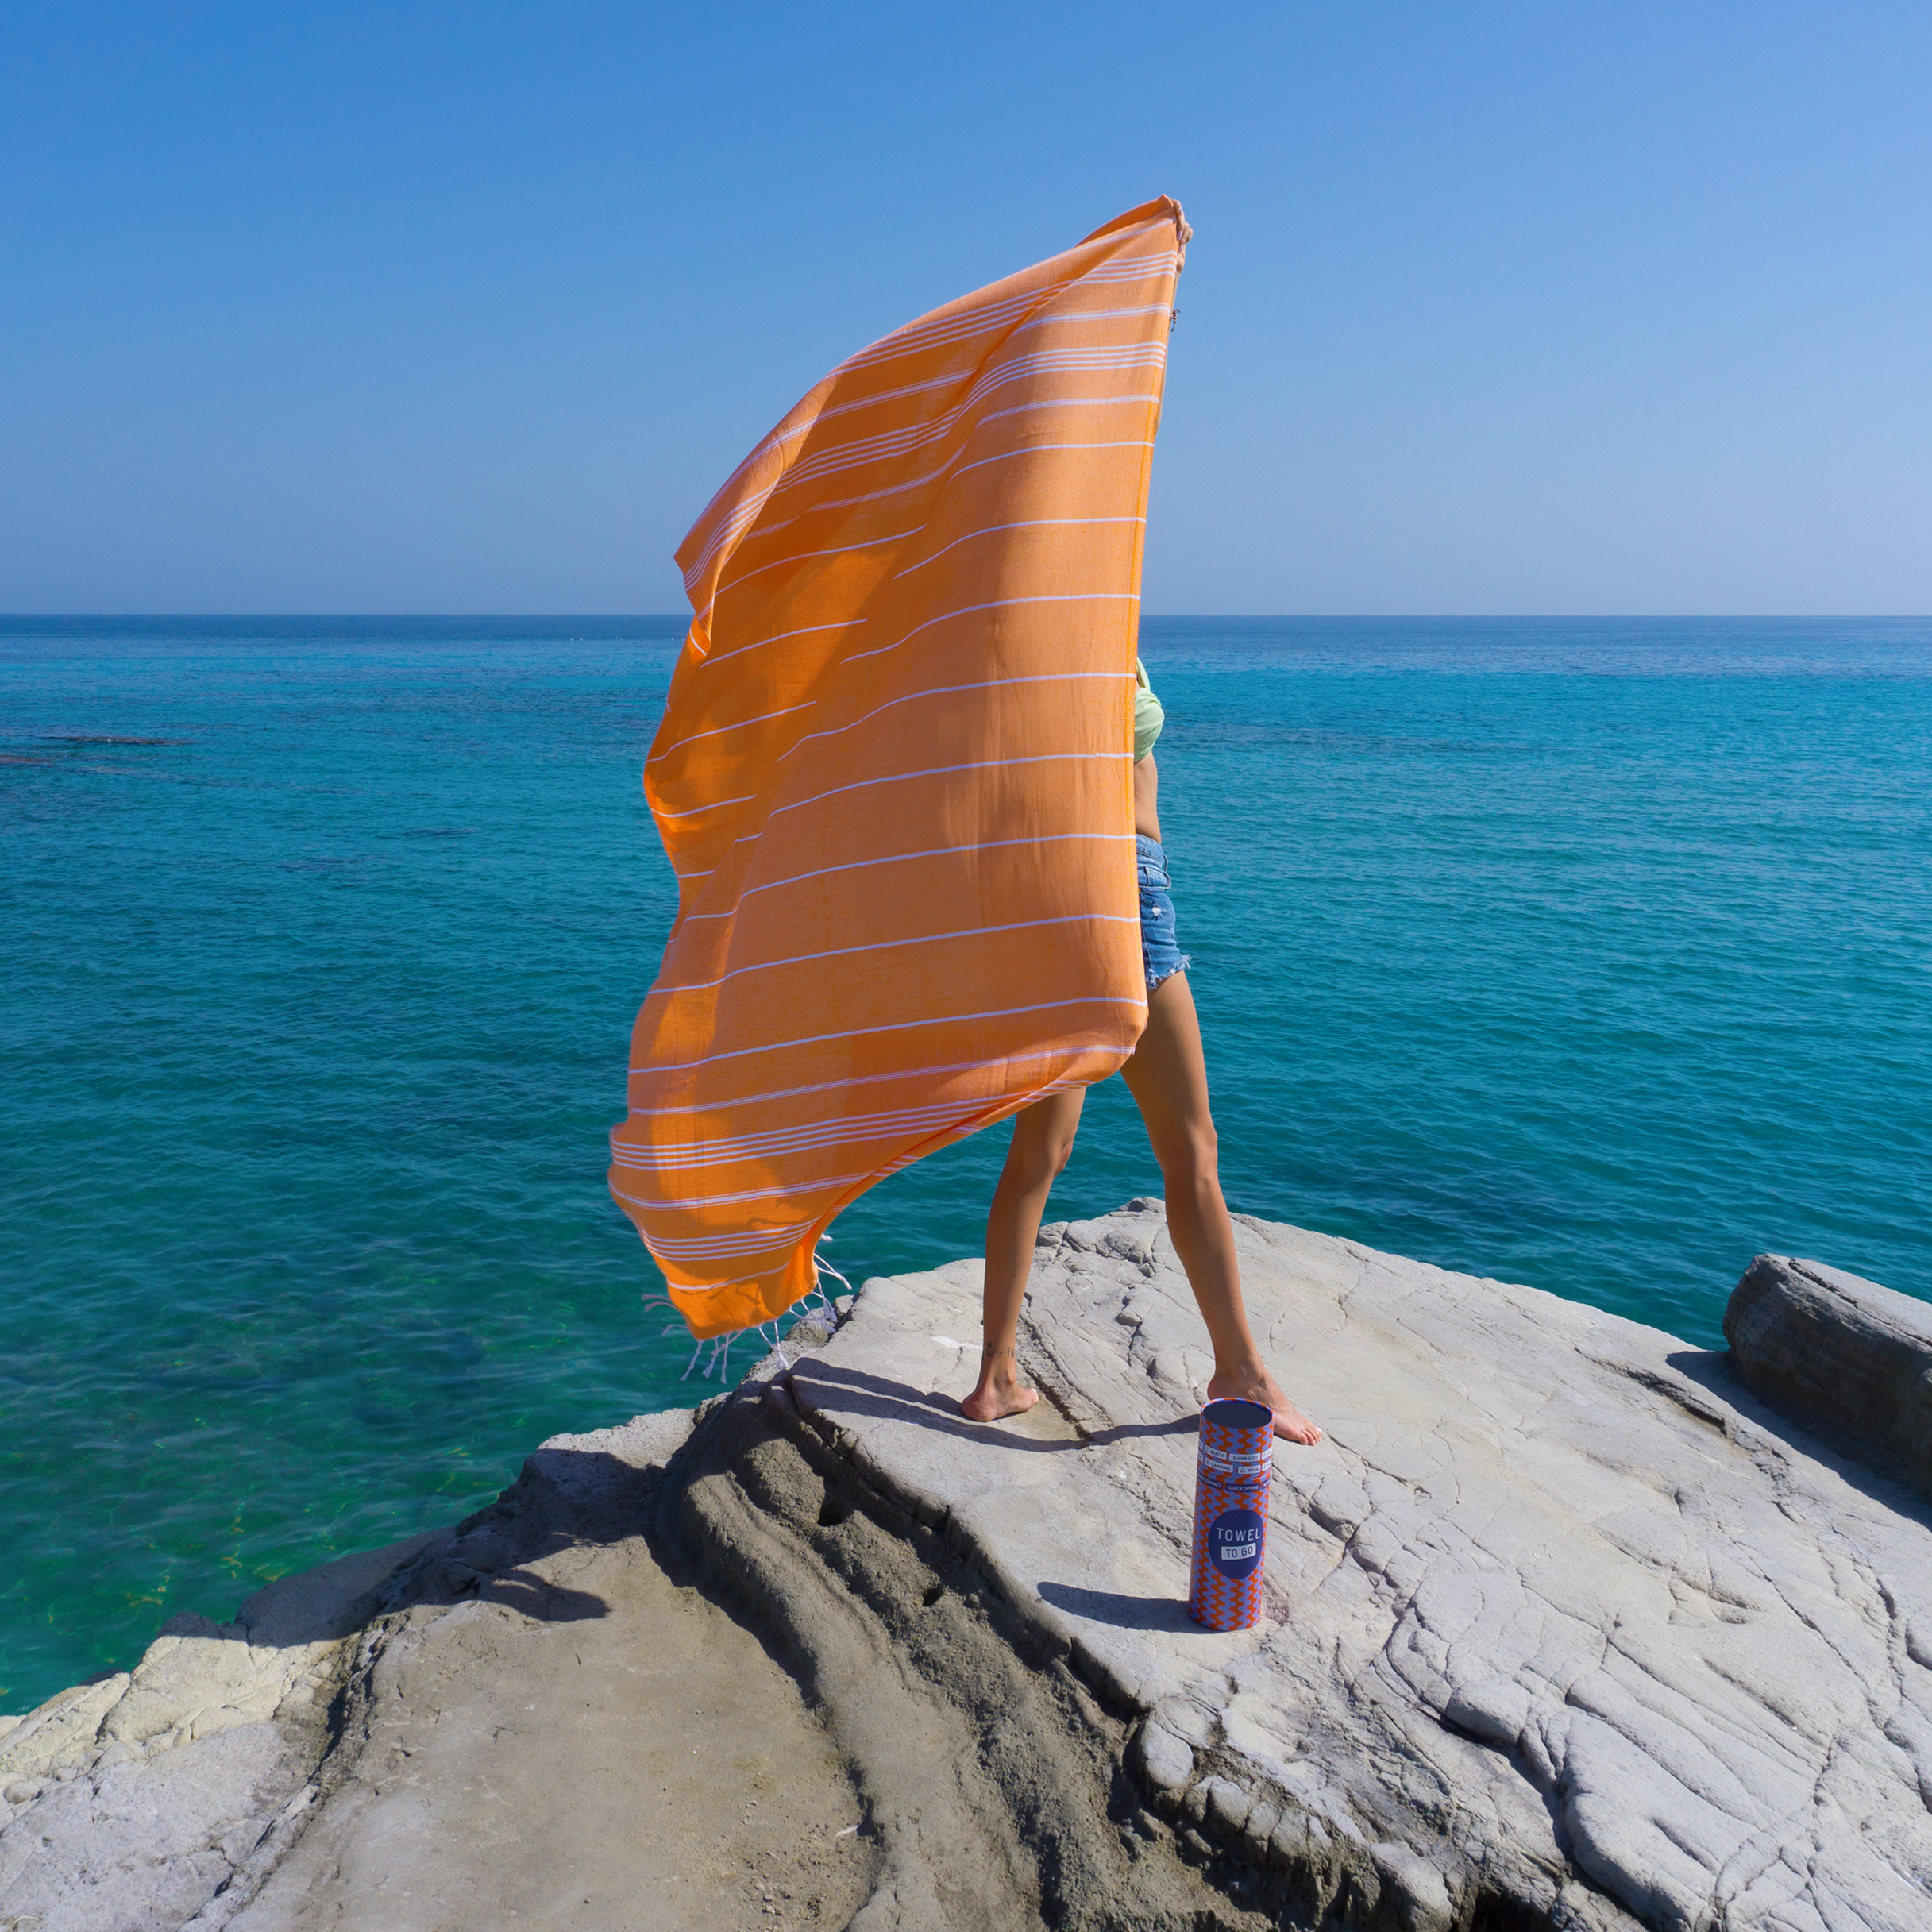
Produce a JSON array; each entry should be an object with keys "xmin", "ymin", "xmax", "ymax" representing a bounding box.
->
[{"xmin": 6, "ymin": 1205, "xmax": 1931, "ymax": 1931}]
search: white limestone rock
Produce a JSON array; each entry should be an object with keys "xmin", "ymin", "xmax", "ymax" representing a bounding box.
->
[
  {"xmin": 789, "ymin": 1202, "xmax": 1932, "ymax": 1932},
  {"xmin": 0, "ymin": 1530, "xmax": 445, "ymax": 1932},
  {"xmin": 14, "ymin": 1210, "xmax": 1932, "ymax": 1932}
]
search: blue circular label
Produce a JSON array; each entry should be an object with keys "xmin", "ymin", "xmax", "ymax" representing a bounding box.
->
[{"xmin": 1208, "ymin": 1507, "xmax": 1264, "ymax": 1574}]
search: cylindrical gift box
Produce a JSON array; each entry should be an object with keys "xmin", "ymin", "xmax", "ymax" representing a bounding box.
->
[{"xmin": 1188, "ymin": 1397, "xmax": 1273, "ymax": 1629}]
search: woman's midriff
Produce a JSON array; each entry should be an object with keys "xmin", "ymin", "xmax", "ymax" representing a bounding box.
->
[{"xmin": 1134, "ymin": 751, "xmax": 1161, "ymax": 843}]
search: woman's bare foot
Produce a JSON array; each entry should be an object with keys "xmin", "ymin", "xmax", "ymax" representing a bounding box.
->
[
  {"xmin": 961, "ymin": 1348, "xmax": 1039, "ymax": 1423},
  {"xmin": 1207, "ymin": 1364, "xmax": 1323, "ymax": 1445}
]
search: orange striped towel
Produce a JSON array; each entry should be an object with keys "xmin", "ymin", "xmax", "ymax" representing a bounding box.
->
[{"xmin": 611, "ymin": 197, "xmax": 1190, "ymax": 1342}]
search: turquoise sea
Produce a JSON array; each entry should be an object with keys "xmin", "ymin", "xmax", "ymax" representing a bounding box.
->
[{"xmin": 4, "ymin": 615, "xmax": 1929, "ymax": 1710}]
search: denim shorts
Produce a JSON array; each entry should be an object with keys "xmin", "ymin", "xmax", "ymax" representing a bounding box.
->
[{"xmin": 1137, "ymin": 834, "xmax": 1190, "ymax": 989}]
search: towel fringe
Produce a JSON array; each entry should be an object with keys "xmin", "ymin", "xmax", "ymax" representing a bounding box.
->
[{"xmin": 663, "ymin": 1235, "xmax": 854, "ymax": 1384}]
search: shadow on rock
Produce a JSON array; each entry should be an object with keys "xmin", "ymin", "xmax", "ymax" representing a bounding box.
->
[
  {"xmin": 188, "ymin": 1440, "xmax": 682, "ymax": 1653},
  {"xmin": 1036, "ymin": 1580, "xmax": 1202, "ymax": 1633},
  {"xmin": 795, "ymin": 1359, "xmax": 1200, "ymax": 1452},
  {"xmin": 363, "ymin": 1442, "xmax": 680, "ymax": 1629},
  {"xmin": 1664, "ymin": 1348, "xmax": 1932, "ymax": 1530}
]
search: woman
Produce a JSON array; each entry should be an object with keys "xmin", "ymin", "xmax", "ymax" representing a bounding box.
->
[{"xmin": 961, "ymin": 660, "xmax": 1323, "ymax": 1445}]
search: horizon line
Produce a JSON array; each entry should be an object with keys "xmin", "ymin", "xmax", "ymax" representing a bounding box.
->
[{"xmin": 5, "ymin": 611, "xmax": 1930, "ymax": 624}]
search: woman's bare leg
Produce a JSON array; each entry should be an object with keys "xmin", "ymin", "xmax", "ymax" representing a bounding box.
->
[
  {"xmin": 962, "ymin": 1088, "xmax": 1086, "ymax": 1422},
  {"xmin": 1120, "ymin": 973, "xmax": 1323, "ymax": 1444}
]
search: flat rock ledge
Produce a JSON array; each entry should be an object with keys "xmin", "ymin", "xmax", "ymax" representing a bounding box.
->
[{"xmin": 6, "ymin": 1207, "xmax": 1932, "ymax": 1932}]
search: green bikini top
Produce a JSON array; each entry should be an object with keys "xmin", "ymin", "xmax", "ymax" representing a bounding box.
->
[{"xmin": 1133, "ymin": 658, "xmax": 1164, "ymax": 760}]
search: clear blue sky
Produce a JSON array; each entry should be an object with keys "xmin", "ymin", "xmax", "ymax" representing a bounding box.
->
[{"xmin": 4, "ymin": 2, "xmax": 1927, "ymax": 614}]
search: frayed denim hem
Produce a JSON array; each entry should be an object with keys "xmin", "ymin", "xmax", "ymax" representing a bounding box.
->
[{"xmin": 1146, "ymin": 956, "xmax": 1191, "ymax": 990}]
